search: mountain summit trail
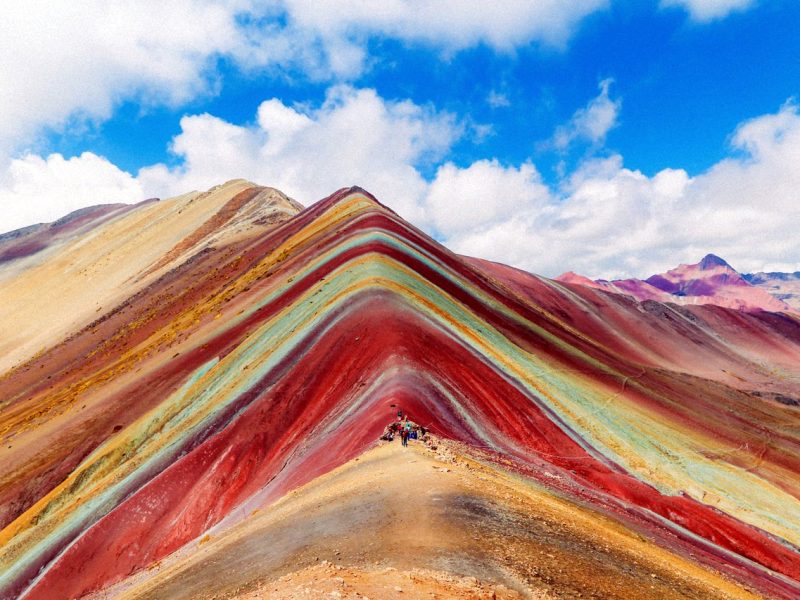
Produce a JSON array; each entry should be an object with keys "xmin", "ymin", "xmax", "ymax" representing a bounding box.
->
[{"xmin": 103, "ymin": 439, "xmax": 759, "ymax": 600}]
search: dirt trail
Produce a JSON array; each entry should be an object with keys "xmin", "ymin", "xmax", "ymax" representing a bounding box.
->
[
  {"xmin": 234, "ymin": 563, "xmax": 530, "ymax": 599},
  {"xmin": 101, "ymin": 438, "xmax": 759, "ymax": 600}
]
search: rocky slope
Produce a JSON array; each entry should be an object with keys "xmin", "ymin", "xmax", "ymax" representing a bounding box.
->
[{"xmin": 1, "ymin": 184, "xmax": 799, "ymax": 599}]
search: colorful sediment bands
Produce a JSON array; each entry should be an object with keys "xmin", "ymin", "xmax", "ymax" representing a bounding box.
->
[{"xmin": 1, "ymin": 185, "xmax": 799, "ymax": 599}]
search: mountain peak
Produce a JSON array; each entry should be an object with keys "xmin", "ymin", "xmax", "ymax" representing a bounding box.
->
[
  {"xmin": 698, "ymin": 253, "xmax": 732, "ymax": 270},
  {"xmin": 564, "ymin": 252, "xmax": 792, "ymax": 313},
  {"xmin": 3, "ymin": 183, "xmax": 800, "ymax": 599}
]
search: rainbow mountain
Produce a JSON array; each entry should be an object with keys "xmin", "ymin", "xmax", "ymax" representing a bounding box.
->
[{"xmin": 1, "ymin": 181, "xmax": 799, "ymax": 599}]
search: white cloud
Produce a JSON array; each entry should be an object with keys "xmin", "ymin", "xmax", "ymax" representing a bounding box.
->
[
  {"xmin": 0, "ymin": 1, "xmax": 264, "ymax": 158},
  {"xmin": 0, "ymin": 1, "xmax": 612, "ymax": 161},
  {"xmin": 0, "ymin": 1, "xmax": 789, "ymax": 278},
  {"xmin": 0, "ymin": 153, "xmax": 144, "ymax": 233},
  {"xmin": 282, "ymin": 1, "xmax": 609, "ymax": 54},
  {"xmin": 551, "ymin": 78, "xmax": 621, "ymax": 151},
  {"xmin": 487, "ymin": 91, "xmax": 511, "ymax": 109},
  {"xmin": 661, "ymin": 0, "xmax": 756, "ymax": 22},
  {"xmin": 138, "ymin": 86, "xmax": 461, "ymax": 223},
  {"xmin": 432, "ymin": 101, "xmax": 800, "ymax": 278},
  {"xmin": 426, "ymin": 160, "xmax": 550, "ymax": 237},
  {"xmin": 0, "ymin": 1, "xmax": 618, "ymax": 236},
  {"xmin": 5, "ymin": 97, "xmax": 798, "ymax": 279}
]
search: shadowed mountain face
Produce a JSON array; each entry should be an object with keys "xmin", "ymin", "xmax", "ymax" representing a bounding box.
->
[{"xmin": 1, "ymin": 184, "xmax": 800, "ymax": 599}]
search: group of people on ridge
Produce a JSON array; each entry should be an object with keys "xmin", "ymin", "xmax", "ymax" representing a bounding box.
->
[{"xmin": 380, "ymin": 414, "xmax": 426, "ymax": 447}]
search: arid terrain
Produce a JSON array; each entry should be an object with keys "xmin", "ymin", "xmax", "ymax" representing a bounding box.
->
[
  {"xmin": 100, "ymin": 439, "xmax": 759, "ymax": 600},
  {"xmin": 1, "ymin": 182, "xmax": 799, "ymax": 599}
]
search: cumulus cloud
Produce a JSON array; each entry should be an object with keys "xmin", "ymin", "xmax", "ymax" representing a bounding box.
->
[
  {"xmin": 426, "ymin": 161, "xmax": 550, "ymax": 237},
  {"xmin": 135, "ymin": 92, "xmax": 800, "ymax": 279},
  {"xmin": 1, "ymin": 0, "xmax": 790, "ymax": 277},
  {"xmin": 0, "ymin": 153, "xmax": 144, "ymax": 233},
  {"xmin": 0, "ymin": 1, "xmax": 612, "ymax": 160},
  {"xmin": 551, "ymin": 78, "xmax": 621, "ymax": 152},
  {"xmin": 0, "ymin": 1, "xmax": 613, "ymax": 235},
  {"xmin": 138, "ymin": 86, "xmax": 460, "ymax": 223},
  {"xmin": 4, "ymin": 93, "xmax": 797, "ymax": 278},
  {"xmin": 281, "ymin": 1, "xmax": 609, "ymax": 57},
  {"xmin": 661, "ymin": 0, "xmax": 756, "ymax": 22},
  {"xmin": 0, "ymin": 1, "xmax": 262, "ymax": 157},
  {"xmin": 433, "ymin": 101, "xmax": 800, "ymax": 278}
]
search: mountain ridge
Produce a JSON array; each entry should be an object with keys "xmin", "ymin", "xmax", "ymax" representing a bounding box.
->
[{"xmin": 1, "ymin": 184, "xmax": 799, "ymax": 599}]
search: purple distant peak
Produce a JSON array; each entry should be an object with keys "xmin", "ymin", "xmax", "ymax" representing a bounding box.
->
[
  {"xmin": 643, "ymin": 273, "xmax": 677, "ymax": 293},
  {"xmin": 698, "ymin": 253, "xmax": 733, "ymax": 271}
]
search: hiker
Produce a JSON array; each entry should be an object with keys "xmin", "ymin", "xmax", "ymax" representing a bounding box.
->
[{"xmin": 400, "ymin": 418, "xmax": 413, "ymax": 446}]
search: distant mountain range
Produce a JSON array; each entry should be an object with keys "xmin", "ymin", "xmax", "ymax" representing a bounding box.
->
[
  {"xmin": 558, "ymin": 253, "xmax": 800, "ymax": 313},
  {"xmin": 743, "ymin": 269, "xmax": 800, "ymax": 310}
]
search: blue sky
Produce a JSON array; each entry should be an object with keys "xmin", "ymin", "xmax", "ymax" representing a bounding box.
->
[
  {"xmin": 1, "ymin": 0, "xmax": 799, "ymax": 278},
  {"xmin": 41, "ymin": 0, "xmax": 800, "ymax": 181}
]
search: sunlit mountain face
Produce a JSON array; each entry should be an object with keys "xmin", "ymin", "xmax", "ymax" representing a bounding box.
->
[{"xmin": 1, "ymin": 182, "xmax": 799, "ymax": 600}]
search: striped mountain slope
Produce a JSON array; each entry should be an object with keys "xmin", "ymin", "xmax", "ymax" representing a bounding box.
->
[{"xmin": 1, "ymin": 184, "xmax": 799, "ymax": 599}]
